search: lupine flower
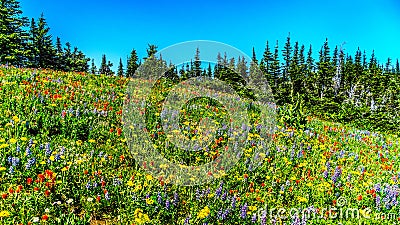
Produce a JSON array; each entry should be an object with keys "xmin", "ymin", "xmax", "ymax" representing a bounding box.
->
[
  {"xmin": 332, "ymin": 166, "xmax": 342, "ymax": 183},
  {"xmin": 240, "ymin": 203, "xmax": 248, "ymax": 219},
  {"xmin": 45, "ymin": 143, "xmax": 51, "ymax": 156},
  {"xmin": 157, "ymin": 192, "xmax": 162, "ymax": 204},
  {"xmin": 251, "ymin": 213, "xmax": 257, "ymax": 223},
  {"xmin": 85, "ymin": 182, "xmax": 91, "ymax": 189},
  {"xmin": 165, "ymin": 199, "xmax": 170, "ymax": 210},
  {"xmin": 25, "ymin": 158, "xmax": 36, "ymax": 170},
  {"xmin": 173, "ymin": 192, "xmax": 179, "ymax": 206}
]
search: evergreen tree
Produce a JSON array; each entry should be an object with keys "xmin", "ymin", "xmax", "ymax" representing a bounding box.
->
[
  {"xmin": 126, "ymin": 48, "xmax": 139, "ymax": 77},
  {"xmin": 0, "ymin": 0, "xmax": 29, "ymax": 66},
  {"xmin": 261, "ymin": 41, "xmax": 273, "ymax": 76},
  {"xmin": 282, "ymin": 34, "xmax": 292, "ymax": 80},
  {"xmin": 207, "ymin": 63, "xmax": 212, "ymax": 78},
  {"xmin": 385, "ymin": 58, "xmax": 392, "ymax": 73},
  {"xmin": 193, "ymin": 47, "xmax": 201, "ymax": 77},
  {"xmin": 117, "ymin": 58, "xmax": 124, "ymax": 77},
  {"xmin": 54, "ymin": 37, "xmax": 64, "ymax": 71},
  {"xmin": 34, "ymin": 13, "xmax": 56, "ymax": 69},
  {"xmin": 396, "ymin": 59, "xmax": 400, "ymax": 74},
  {"xmin": 90, "ymin": 58, "xmax": 97, "ymax": 75},
  {"xmin": 145, "ymin": 44, "xmax": 158, "ymax": 60}
]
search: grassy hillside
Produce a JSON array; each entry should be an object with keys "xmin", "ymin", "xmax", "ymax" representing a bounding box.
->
[{"xmin": 0, "ymin": 66, "xmax": 399, "ymax": 224}]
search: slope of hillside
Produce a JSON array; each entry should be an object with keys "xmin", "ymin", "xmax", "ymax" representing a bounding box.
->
[{"xmin": 0, "ymin": 66, "xmax": 399, "ymax": 224}]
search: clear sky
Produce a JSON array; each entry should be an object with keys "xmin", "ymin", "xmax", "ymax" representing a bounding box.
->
[{"xmin": 20, "ymin": 0, "xmax": 400, "ymax": 71}]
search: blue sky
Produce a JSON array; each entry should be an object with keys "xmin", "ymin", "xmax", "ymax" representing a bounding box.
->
[{"xmin": 20, "ymin": 0, "xmax": 400, "ymax": 71}]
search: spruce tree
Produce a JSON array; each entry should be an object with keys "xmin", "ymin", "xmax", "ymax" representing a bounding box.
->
[
  {"xmin": 126, "ymin": 48, "xmax": 139, "ymax": 77},
  {"xmin": 90, "ymin": 58, "xmax": 97, "ymax": 75},
  {"xmin": 117, "ymin": 58, "xmax": 124, "ymax": 77},
  {"xmin": 0, "ymin": 0, "xmax": 29, "ymax": 66},
  {"xmin": 193, "ymin": 47, "xmax": 201, "ymax": 77},
  {"xmin": 34, "ymin": 13, "xmax": 56, "ymax": 69}
]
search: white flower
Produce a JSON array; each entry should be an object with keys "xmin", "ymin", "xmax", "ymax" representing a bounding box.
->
[
  {"xmin": 32, "ymin": 217, "xmax": 40, "ymax": 222},
  {"xmin": 52, "ymin": 201, "xmax": 61, "ymax": 205},
  {"xmin": 45, "ymin": 208, "xmax": 50, "ymax": 213},
  {"xmin": 87, "ymin": 197, "xmax": 93, "ymax": 202},
  {"xmin": 66, "ymin": 198, "xmax": 73, "ymax": 204}
]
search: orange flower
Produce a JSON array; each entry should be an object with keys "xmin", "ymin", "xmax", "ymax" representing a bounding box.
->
[{"xmin": 357, "ymin": 195, "xmax": 363, "ymax": 201}]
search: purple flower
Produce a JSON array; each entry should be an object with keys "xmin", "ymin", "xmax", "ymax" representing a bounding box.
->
[
  {"xmin": 157, "ymin": 192, "xmax": 163, "ymax": 204},
  {"xmin": 251, "ymin": 213, "xmax": 257, "ymax": 223},
  {"xmin": 173, "ymin": 192, "xmax": 179, "ymax": 206},
  {"xmin": 240, "ymin": 203, "xmax": 248, "ymax": 219}
]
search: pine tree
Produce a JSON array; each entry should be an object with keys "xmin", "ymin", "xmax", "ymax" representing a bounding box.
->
[
  {"xmin": 99, "ymin": 54, "xmax": 108, "ymax": 75},
  {"xmin": 0, "ymin": 0, "xmax": 29, "ymax": 66},
  {"xmin": 145, "ymin": 44, "xmax": 158, "ymax": 60},
  {"xmin": 90, "ymin": 58, "xmax": 97, "ymax": 75},
  {"xmin": 396, "ymin": 59, "xmax": 400, "ymax": 74},
  {"xmin": 207, "ymin": 63, "xmax": 212, "ymax": 78},
  {"xmin": 261, "ymin": 41, "xmax": 273, "ymax": 76},
  {"xmin": 193, "ymin": 47, "xmax": 201, "ymax": 77},
  {"xmin": 117, "ymin": 58, "xmax": 124, "ymax": 77},
  {"xmin": 54, "ymin": 37, "xmax": 64, "ymax": 71},
  {"xmin": 385, "ymin": 58, "xmax": 392, "ymax": 73},
  {"xmin": 282, "ymin": 33, "xmax": 292, "ymax": 80},
  {"xmin": 126, "ymin": 48, "xmax": 139, "ymax": 77},
  {"xmin": 35, "ymin": 13, "xmax": 56, "ymax": 69}
]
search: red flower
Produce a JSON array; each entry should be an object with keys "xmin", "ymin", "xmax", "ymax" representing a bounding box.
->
[
  {"xmin": 38, "ymin": 174, "xmax": 45, "ymax": 182},
  {"xmin": 110, "ymin": 128, "xmax": 114, "ymax": 133},
  {"xmin": 44, "ymin": 190, "xmax": 51, "ymax": 197},
  {"xmin": 27, "ymin": 177, "xmax": 33, "ymax": 185},
  {"xmin": 357, "ymin": 195, "xmax": 363, "ymax": 201},
  {"xmin": 261, "ymin": 183, "xmax": 265, "ymax": 187},
  {"xmin": 2, "ymin": 193, "xmax": 8, "ymax": 199},
  {"xmin": 96, "ymin": 195, "xmax": 101, "ymax": 202},
  {"xmin": 117, "ymin": 128, "xmax": 122, "ymax": 136},
  {"xmin": 42, "ymin": 214, "xmax": 49, "ymax": 221},
  {"xmin": 34, "ymin": 187, "xmax": 40, "ymax": 192},
  {"xmin": 8, "ymin": 187, "xmax": 14, "ymax": 194},
  {"xmin": 45, "ymin": 170, "xmax": 54, "ymax": 179}
]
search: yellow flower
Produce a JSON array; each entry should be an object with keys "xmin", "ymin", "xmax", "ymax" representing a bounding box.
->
[
  {"xmin": 297, "ymin": 196, "xmax": 308, "ymax": 203},
  {"xmin": 127, "ymin": 180, "xmax": 134, "ymax": 187},
  {"xmin": 88, "ymin": 139, "xmax": 96, "ymax": 143},
  {"xmin": 145, "ymin": 198, "xmax": 154, "ymax": 205},
  {"xmin": 0, "ymin": 167, "xmax": 7, "ymax": 172},
  {"xmin": 20, "ymin": 137, "xmax": 27, "ymax": 141},
  {"xmin": 9, "ymin": 138, "xmax": 17, "ymax": 144},
  {"xmin": 134, "ymin": 208, "xmax": 150, "ymax": 224},
  {"xmin": 49, "ymin": 156, "xmax": 55, "ymax": 161},
  {"xmin": 0, "ymin": 210, "xmax": 10, "ymax": 217},
  {"xmin": 0, "ymin": 144, "xmax": 9, "ymax": 149},
  {"xmin": 76, "ymin": 140, "xmax": 82, "ymax": 146},
  {"xmin": 61, "ymin": 167, "xmax": 68, "ymax": 172},
  {"xmin": 248, "ymin": 206, "xmax": 257, "ymax": 211},
  {"xmin": 50, "ymin": 103, "xmax": 57, "ymax": 107},
  {"xmin": 197, "ymin": 206, "xmax": 210, "ymax": 219},
  {"xmin": 12, "ymin": 116, "xmax": 19, "ymax": 123},
  {"xmin": 146, "ymin": 174, "xmax": 153, "ymax": 181},
  {"xmin": 0, "ymin": 139, "xmax": 5, "ymax": 142}
]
